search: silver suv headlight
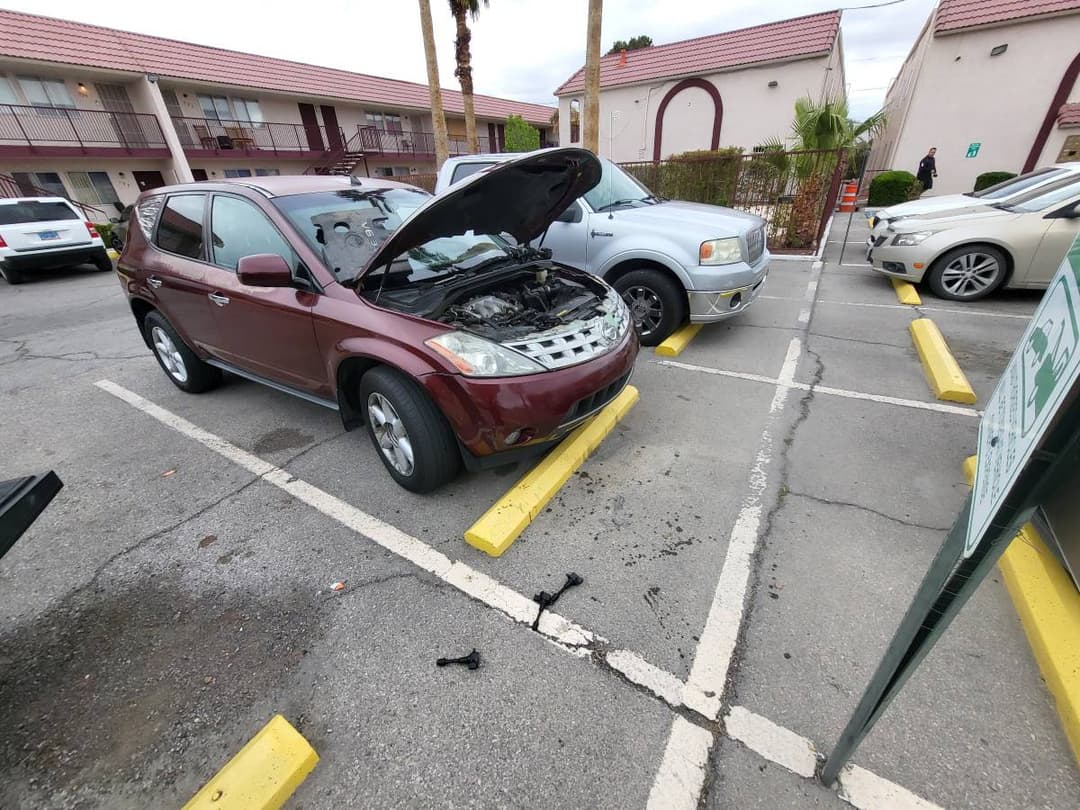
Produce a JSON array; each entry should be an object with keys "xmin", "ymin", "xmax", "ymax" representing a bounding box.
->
[
  {"xmin": 699, "ymin": 237, "xmax": 742, "ymax": 265},
  {"xmin": 426, "ymin": 331, "xmax": 545, "ymax": 377},
  {"xmin": 892, "ymin": 231, "xmax": 935, "ymax": 247}
]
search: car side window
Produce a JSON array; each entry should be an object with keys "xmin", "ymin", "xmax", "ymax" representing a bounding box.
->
[
  {"xmin": 210, "ymin": 195, "xmax": 295, "ymax": 272},
  {"xmin": 155, "ymin": 195, "xmax": 206, "ymax": 259},
  {"xmin": 450, "ymin": 162, "xmax": 495, "ymax": 185}
]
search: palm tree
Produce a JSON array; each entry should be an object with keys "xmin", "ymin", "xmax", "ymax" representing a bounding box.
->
[
  {"xmin": 791, "ymin": 97, "xmax": 886, "ymax": 152},
  {"xmin": 418, "ymin": 0, "xmax": 450, "ymax": 168},
  {"xmin": 582, "ymin": 0, "xmax": 603, "ymax": 153},
  {"xmin": 448, "ymin": 0, "xmax": 489, "ymax": 153}
]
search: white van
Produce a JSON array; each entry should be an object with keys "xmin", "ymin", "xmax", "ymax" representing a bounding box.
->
[{"xmin": 0, "ymin": 197, "xmax": 112, "ymax": 284}]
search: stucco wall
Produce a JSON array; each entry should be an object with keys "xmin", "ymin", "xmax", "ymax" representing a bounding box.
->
[
  {"xmin": 884, "ymin": 14, "xmax": 1080, "ymax": 195},
  {"xmin": 557, "ymin": 53, "xmax": 833, "ymax": 162}
]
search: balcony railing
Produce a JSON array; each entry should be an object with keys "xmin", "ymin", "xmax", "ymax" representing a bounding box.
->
[
  {"xmin": 172, "ymin": 117, "xmax": 346, "ymax": 155},
  {"xmin": 0, "ymin": 104, "xmax": 167, "ymax": 151},
  {"xmin": 357, "ymin": 126, "xmax": 501, "ymax": 156}
]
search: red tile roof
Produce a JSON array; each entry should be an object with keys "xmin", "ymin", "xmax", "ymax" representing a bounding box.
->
[
  {"xmin": 555, "ymin": 10, "xmax": 841, "ymax": 96},
  {"xmin": 0, "ymin": 9, "xmax": 554, "ymax": 125},
  {"xmin": 1059, "ymin": 102, "xmax": 1080, "ymax": 127},
  {"xmin": 934, "ymin": 0, "xmax": 1080, "ymax": 33}
]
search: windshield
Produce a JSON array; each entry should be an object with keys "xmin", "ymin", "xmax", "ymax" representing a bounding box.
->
[
  {"xmin": 583, "ymin": 157, "xmax": 657, "ymax": 211},
  {"xmin": 997, "ymin": 176, "xmax": 1080, "ymax": 213},
  {"xmin": 273, "ymin": 187, "xmax": 512, "ymax": 284},
  {"xmin": 971, "ymin": 167, "xmax": 1068, "ymax": 199}
]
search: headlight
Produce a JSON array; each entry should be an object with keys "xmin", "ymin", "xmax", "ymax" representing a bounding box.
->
[
  {"xmin": 892, "ymin": 231, "xmax": 934, "ymax": 247},
  {"xmin": 602, "ymin": 288, "xmax": 631, "ymax": 337},
  {"xmin": 699, "ymin": 237, "xmax": 742, "ymax": 265},
  {"xmin": 426, "ymin": 331, "xmax": 545, "ymax": 377}
]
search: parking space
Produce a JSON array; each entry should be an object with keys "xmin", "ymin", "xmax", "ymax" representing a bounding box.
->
[{"xmin": 2, "ymin": 243, "xmax": 1077, "ymax": 809}]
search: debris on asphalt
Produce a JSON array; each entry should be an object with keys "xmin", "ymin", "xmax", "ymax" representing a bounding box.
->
[
  {"xmin": 330, "ymin": 581, "xmax": 345, "ymax": 591},
  {"xmin": 161, "ymin": 469, "xmax": 176, "ymax": 477},
  {"xmin": 197, "ymin": 534, "xmax": 217, "ymax": 549},
  {"xmin": 531, "ymin": 572, "xmax": 584, "ymax": 631},
  {"xmin": 436, "ymin": 649, "xmax": 480, "ymax": 670}
]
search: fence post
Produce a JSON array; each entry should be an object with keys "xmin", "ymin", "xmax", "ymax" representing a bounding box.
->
[
  {"xmin": 11, "ymin": 108, "xmax": 32, "ymax": 148},
  {"xmin": 814, "ymin": 148, "xmax": 847, "ymax": 252},
  {"xmin": 64, "ymin": 107, "xmax": 84, "ymax": 149}
]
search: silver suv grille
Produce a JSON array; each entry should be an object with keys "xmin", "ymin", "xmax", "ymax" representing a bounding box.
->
[
  {"xmin": 504, "ymin": 289, "xmax": 630, "ymax": 370},
  {"xmin": 746, "ymin": 227, "xmax": 765, "ymax": 264}
]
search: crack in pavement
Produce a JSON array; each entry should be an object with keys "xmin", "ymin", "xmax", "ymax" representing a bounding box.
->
[
  {"xmin": 808, "ymin": 331, "xmax": 910, "ymax": 350},
  {"xmin": 783, "ymin": 490, "xmax": 952, "ymax": 532}
]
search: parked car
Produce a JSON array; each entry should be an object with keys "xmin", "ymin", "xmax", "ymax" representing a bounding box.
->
[
  {"xmin": 0, "ymin": 197, "xmax": 112, "ymax": 284},
  {"xmin": 435, "ymin": 152, "xmax": 770, "ymax": 345},
  {"xmin": 868, "ymin": 175, "xmax": 1080, "ymax": 300},
  {"xmin": 117, "ymin": 148, "xmax": 637, "ymax": 492},
  {"xmin": 108, "ymin": 203, "xmax": 133, "ymax": 251},
  {"xmin": 866, "ymin": 163, "xmax": 1080, "ymax": 248}
]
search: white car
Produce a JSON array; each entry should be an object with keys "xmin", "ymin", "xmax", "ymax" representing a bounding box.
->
[
  {"xmin": 866, "ymin": 163, "xmax": 1080, "ymax": 251},
  {"xmin": 0, "ymin": 197, "xmax": 112, "ymax": 285}
]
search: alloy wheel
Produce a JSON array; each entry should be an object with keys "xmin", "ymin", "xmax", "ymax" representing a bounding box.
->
[
  {"xmin": 367, "ymin": 392, "xmax": 415, "ymax": 477},
  {"xmin": 151, "ymin": 326, "xmax": 188, "ymax": 383},
  {"xmin": 939, "ymin": 251, "xmax": 1001, "ymax": 298},
  {"xmin": 621, "ymin": 285, "xmax": 663, "ymax": 337}
]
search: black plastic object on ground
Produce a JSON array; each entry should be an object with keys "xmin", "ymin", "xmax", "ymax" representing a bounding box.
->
[
  {"xmin": 531, "ymin": 572, "xmax": 584, "ymax": 630},
  {"xmin": 436, "ymin": 649, "xmax": 481, "ymax": 670},
  {"xmin": 0, "ymin": 471, "xmax": 62, "ymax": 560}
]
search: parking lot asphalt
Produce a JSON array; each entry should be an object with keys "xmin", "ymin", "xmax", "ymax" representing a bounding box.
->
[{"xmin": 1, "ymin": 243, "xmax": 1078, "ymax": 809}]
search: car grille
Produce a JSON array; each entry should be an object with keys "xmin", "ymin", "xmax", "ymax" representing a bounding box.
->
[
  {"xmin": 562, "ymin": 371, "xmax": 632, "ymax": 426},
  {"xmin": 504, "ymin": 290, "xmax": 629, "ymax": 370},
  {"xmin": 746, "ymin": 227, "xmax": 765, "ymax": 264}
]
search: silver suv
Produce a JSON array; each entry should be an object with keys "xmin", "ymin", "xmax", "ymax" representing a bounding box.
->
[{"xmin": 436, "ymin": 152, "xmax": 769, "ymax": 345}]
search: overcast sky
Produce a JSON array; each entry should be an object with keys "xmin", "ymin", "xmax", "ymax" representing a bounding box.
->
[{"xmin": 4, "ymin": 0, "xmax": 937, "ymax": 121}]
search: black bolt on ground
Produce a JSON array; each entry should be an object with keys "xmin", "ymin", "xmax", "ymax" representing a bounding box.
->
[
  {"xmin": 531, "ymin": 572, "xmax": 584, "ymax": 630},
  {"xmin": 436, "ymin": 649, "xmax": 480, "ymax": 670}
]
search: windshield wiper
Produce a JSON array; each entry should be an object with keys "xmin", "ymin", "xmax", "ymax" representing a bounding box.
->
[
  {"xmin": 642, "ymin": 194, "xmax": 664, "ymax": 204},
  {"xmin": 595, "ymin": 198, "xmax": 645, "ymax": 212}
]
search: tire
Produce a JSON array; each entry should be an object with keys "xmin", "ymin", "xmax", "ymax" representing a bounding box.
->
[
  {"xmin": 144, "ymin": 311, "xmax": 221, "ymax": 393},
  {"xmin": 360, "ymin": 366, "xmax": 460, "ymax": 493},
  {"xmin": 612, "ymin": 268, "xmax": 687, "ymax": 346},
  {"xmin": 94, "ymin": 251, "xmax": 113, "ymax": 273},
  {"xmin": 926, "ymin": 245, "xmax": 1008, "ymax": 302},
  {"xmin": 110, "ymin": 234, "xmax": 124, "ymax": 252},
  {"xmin": 0, "ymin": 263, "xmax": 24, "ymax": 285}
]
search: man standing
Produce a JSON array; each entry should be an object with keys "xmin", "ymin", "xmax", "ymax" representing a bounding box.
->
[{"xmin": 917, "ymin": 147, "xmax": 938, "ymax": 193}]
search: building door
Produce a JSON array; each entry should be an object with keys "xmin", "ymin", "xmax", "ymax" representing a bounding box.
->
[
  {"xmin": 297, "ymin": 103, "xmax": 325, "ymax": 151},
  {"xmin": 133, "ymin": 171, "xmax": 166, "ymax": 192},
  {"xmin": 320, "ymin": 105, "xmax": 343, "ymax": 151},
  {"xmin": 96, "ymin": 83, "xmax": 148, "ymax": 148},
  {"xmin": 191, "ymin": 169, "xmax": 209, "ymax": 181}
]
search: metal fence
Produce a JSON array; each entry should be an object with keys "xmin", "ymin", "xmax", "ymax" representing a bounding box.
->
[
  {"xmin": 171, "ymin": 117, "xmax": 341, "ymax": 154},
  {"xmin": 0, "ymin": 104, "xmax": 166, "ymax": 150},
  {"xmin": 620, "ymin": 149, "xmax": 846, "ymax": 253}
]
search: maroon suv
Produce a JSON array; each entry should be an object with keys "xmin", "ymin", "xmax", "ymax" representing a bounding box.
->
[{"xmin": 117, "ymin": 149, "xmax": 638, "ymax": 492}]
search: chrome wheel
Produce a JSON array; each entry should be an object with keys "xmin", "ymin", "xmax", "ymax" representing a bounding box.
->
[
  {"xmin": 367, "ymin": 392, "xmax": 415, "ymax": 477},
  {"xmin": 622, "ymin": 285, "xmax": 663, "ymax": 337},
  {"xmin": 151, "ymin": 326, "xmax": 188, "ymax": 383},
  {"xmin": 939, "ymin": 251, "xmax": 1001, "ymax": 298}
]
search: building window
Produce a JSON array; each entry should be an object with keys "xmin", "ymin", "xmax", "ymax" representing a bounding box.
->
[
  {"xmin": 224, "ymin": 169, "xmax": 253, "ymax": 178},
  {"xmin": 232, "ymin": 98, "xmax": 264, "ymax": 127},
  {"xmin": 17, "ymin": 76, "xmax": 75, "ymax": 111},
  {"xmin": 198, "ymin": 94, "xmax": 232, "ymax": 122},
  {"xmin": 373, "ymin": 167, "xmax": 394, "ymax": 177},
  {"xmin": 392, "ymin": 167, "xmax": 412, "ymax": 177},
  {"xmin": 366, "ymin": 112, "xmax": 403, "ymax": 133},
  {"xmin": 67, "ymin": 171, "xmax": 120, "ymax": 207},
  {"xmin": 12, "ymin": 171, "xmax": 67, "ymax": 198},
  {"xmin": 198, "ymin": 94, "xmax": 263, "ymax": 127},
  {"xmin": 254, "ymin": 168, "xmax": 280, "ymax": 176},
  {"xmin": 0, "ymin": 76, "xmax": 17, "ymax": 105}
]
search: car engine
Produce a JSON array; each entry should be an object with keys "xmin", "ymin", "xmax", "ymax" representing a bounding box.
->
[{"xmin": 438, "ymin": 273, "xmax": 606, "ymax": 340}]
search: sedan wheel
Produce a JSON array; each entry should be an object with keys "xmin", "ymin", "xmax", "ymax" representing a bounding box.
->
[
  {"xmin": 927, "ymin": 245, "xmax": 1007, "ymax": 301},
  {"xmin": 367, "ymin": 392, "xmax": 415, "ymax": 477},
  {"xmin": 151, "ymin": 325, "xmax": 189, "ymax": 384}
]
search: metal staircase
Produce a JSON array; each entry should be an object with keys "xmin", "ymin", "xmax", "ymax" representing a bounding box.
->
[{"xmin": 304, "ymin": 130, "xmax": 366, "ymax": 176}]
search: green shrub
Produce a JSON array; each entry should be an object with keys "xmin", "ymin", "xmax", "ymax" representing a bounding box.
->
[
  {"xmin": 973, "ymin": 171, "xmax": 1017, "ymax": 192},
  {"xmin": 504, "ymin": 114, "xmax": 540, "ymax": 153},
  {"xmin": 94, "ymin": 222, "xmax": 113, "ymax": 244},
  {"xmin": 868, "ymin": 170, "xmax": 918, "ymax": 206}
]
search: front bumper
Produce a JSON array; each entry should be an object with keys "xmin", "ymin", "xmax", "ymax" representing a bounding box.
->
[
  {"xmin": 868, "ymin": 242, "xmax": 932, "ymax": 283},
  {"xmin": 687, "ymin": 255, "xmax": 769, "ymax": 323},
  {"xmin": 0, "ymin": 244, "xmax": 109, "ymax": 272},
  {"xmin": 422, "ymin": 326, "xmax": 639, "ymax": 461}
]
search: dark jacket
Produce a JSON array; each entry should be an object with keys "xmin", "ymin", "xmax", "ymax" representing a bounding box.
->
[{"xmin": 917, "ymin": 155, "xmax": 937, "ymax": 190}]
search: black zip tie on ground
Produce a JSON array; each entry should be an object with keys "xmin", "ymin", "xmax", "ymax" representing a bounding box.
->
[
  {"xmin": 531, "ymin": 572, "xmax": 584, "ymax": 631},
  {"xmin": 436, "ymin": 649, "xmax": 480, "ymax": 670}
]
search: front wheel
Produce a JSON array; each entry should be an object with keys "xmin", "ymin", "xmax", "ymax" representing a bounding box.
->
[
  {"xmin": 360, "ymin": 366, "xmax": 460, "ymax": 493},
  {"xmin": 144, "ymin": 311, "xmax": 221, "ymax": 393},
  {"xmin": 926, "ymin": 245, "xmax": 1007, "ymax": 301},
  {"xmin": 612, "ymin": 268, "xmax": 687, "ymax": 346}
]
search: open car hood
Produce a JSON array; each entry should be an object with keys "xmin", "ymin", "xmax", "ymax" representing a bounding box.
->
[{"xmin": 358, "ymin": 148, "xmax": 601, "ymax": 277}]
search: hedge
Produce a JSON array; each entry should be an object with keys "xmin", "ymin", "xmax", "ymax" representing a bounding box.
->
[
  {"xmin": 869, "ymin": 170, "xmax": 918, "ymax": 206},
  {"xmin": 974, "ymin": 171, "xmax": 1017, "ymax": 192}
]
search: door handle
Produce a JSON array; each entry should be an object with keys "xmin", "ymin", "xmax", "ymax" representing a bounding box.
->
[
  {"xmin": 208, "ymin": 293, "xmax": 230, "ymax": 307},
  {"xmin": 146, "ymin": 276, "xmax": 163, "ymax": 289},
  {"xmin": 590, "ymin": 230, "xmax": 613, "ymax": 238}
]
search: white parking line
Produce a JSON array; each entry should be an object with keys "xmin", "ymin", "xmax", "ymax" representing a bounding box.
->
[
  {"xmin": 656, "ymin": 359, "xmax": 981, "ymax": 418},
  {"xmin": 95, "ymin": 378, "xmax": 937, "ymax": 809},
  {"xmin": 762, "ymin": 295, "xmax": 1031, "ymax": 320}
]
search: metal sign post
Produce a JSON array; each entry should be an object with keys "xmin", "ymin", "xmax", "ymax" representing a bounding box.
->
[{"xmin": 821, "ymin": 235, "xmax": 1080, "ymax": 786}]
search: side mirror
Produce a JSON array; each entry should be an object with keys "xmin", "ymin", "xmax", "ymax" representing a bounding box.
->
[
  {"xmin": 237, "ymin": 254, "xmax": 293, "ymax": 287},
  {"xmin": 556, "ymin": 203, "xmax": 583, "ymax": 224},
  {"xmin": 108, "ymin": 217, "xmax": 120, "ymax": 224},
  {"xmin": 1046, "ymin": 202, "xmax": 1080, "ymax": 220}
]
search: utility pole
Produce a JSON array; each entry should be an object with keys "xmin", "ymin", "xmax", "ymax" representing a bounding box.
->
[{"xmin": 583, "ymin": 0, "xmax": 602, "ymax": 154}]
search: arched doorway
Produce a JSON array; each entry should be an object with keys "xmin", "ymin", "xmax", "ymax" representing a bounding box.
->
[
  {"xmin": 1023, "ymin": 51, "xmax": 1080, "ymax": 172},
  {"xmin": 653, "ymin": 78, "xmax": 723, "ymax": 161}
]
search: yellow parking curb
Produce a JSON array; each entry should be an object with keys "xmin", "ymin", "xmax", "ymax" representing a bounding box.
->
[
  {"xmin": 909, "ymin": 318, "xmax": 976, "ymax": 404},
  {"xmin": 890, "ymin": 277, "xmax": 922, "ymax": 305},
  {"xmin": 655, "ymin": 323, "xmax": 702, "ymax": 357},
  {"xmin": 183, "ymin": 715, "xmax": 318, "ymax": 810},
  {"xmin": 106, "ymin": 248, "xmax": 120, "ymax": 261},
  {"xmin": 464, "ymin": 385, "xmax": 640, "ymax": 557},
  {"xmin": 963, "ymin": 457, "xmax": 1080, "ymax": 765}
]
